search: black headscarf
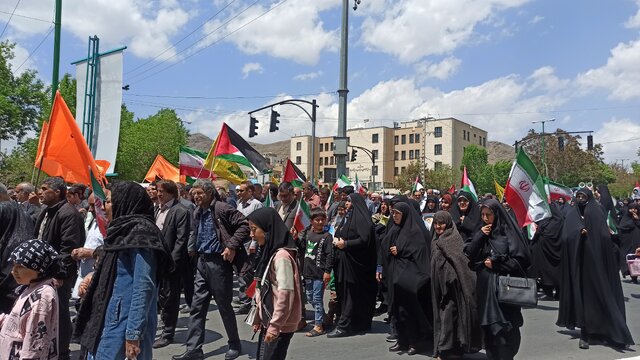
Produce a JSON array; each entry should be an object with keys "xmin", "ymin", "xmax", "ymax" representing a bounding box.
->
[
  {"xmin": 479, "ymin": 199, "xmax": 529, "ymax": 268},
  {"xmin": 617, "ymin": 202, "xmax": 640, "ymax": 275},
  {"xmin": 0, "ymin": 201, "xmax": 34, "ymax": 312},
  {"xmin": 75, "ymin": 182, "xmax": 172, "ymax": 353},
  {"xmin": 247, "ymin": 207, "xmax": 297, "ymax": 280},
  {"xmin": 9, "ymin": 239, "xmax": 59, "ymax": 279},
  {"xmin": 449, "ymin": 191, "xmax": 481, "ymax": 242},
  {"xmin": 424, "ymin": 195, "xmax": 439, "ymax": 214}
]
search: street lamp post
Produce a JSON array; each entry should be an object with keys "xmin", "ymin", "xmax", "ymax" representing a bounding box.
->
[{"xmin": 532, "ymin": 118, "xmax": 555, "ymax": 177}]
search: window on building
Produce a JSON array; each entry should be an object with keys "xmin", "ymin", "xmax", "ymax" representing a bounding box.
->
[
  {"xmin": 325, "ymin": 156, "xmax": 329, "ymax": 165},
  {"xmin": 319, "ymin": 143, "xmax": 323, "ymax": 152},
  {"xmin": 394, "ymin": 167, "xmax": 399, "ymax": 176},
  {"xmin": 401, "ymin": 166, "xmax": 406, "ymax": 174},
  {"xmin": 394, "ymin": 135, "xmax": 399, "ymax": 145},
  {"xmin": 330, "ymin": 157, "xmax": 334, "ymax": 165},
  {"xmin": 434, "ymin": 161, "xmax": 443, "ymax": 170},
  {"xmin": 296, "ymin": 142, "xmax": 302, "ymax": 151},
  {"xmin": 372, "ymin": 166, "xmax": 378, "ymax": 176},
  {"xmin": 479, "ymin": 136, "xmax": 483, "ymax": 145},
  {"xmin": 401, "ymin": 134, "xmax": 406, "ymax": 144},
  {"xmin": 320, "ymin": 157, "xmax": 324, "ymax": 166},
  {"xmin": 483, "ymin": 138, "xmax": 486, "ymax": 147},
  {"xmin": 474, "ymin": 133, "xmax": 477, "ymax": 138},
  {"xmin": 394, "ymin": 151, "xmax": 399, "ymax": 161},
  {"xmin": 409, "ymin": 150, "xmax": 414, "ymax": 160},
  {"xmin": 296, "ymin": 156, "xmax": 302, "ymax": 165},
  {"xmin": 401, "ymin": 151, "xmax": 406, "ymax": 160},
  {"xmin": 372, "ymin": 133, "xmax": 379, "ymax": 143},
  {"xmin": 330, "ymin": 142, "xmax": 334, "ymax": 150},
  {"xmin": 372, "ymin": 150, "xmax": 378, "ymax": 160},
  {"xmin": 409, "ymin": 134, "xmax": 415, "ymax": 143},
  {"xmin": 434, "ymin": 144, "xmax": 442, "ymax": 155},
  {"xmin": 434, "ymin": 126, "xmax": 442, "ymax": 138},
  {"xmin": 415, "ymin": 149, "xmax": 420, "ymax": 159},
  {"xmin": 415, "ymin": 133, "xmax": 420, "ymax": 143}
]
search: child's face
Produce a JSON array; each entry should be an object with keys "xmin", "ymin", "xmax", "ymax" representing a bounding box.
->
[
  {"xmin": 11, "ymin": 264, "xmax": 39, "ymax": 285},
  {"xmin": 337, "ymin": 207, "xmax": 345, "ymax": 216},
  {"xmin": 312, "ymin": 216, "xmax": 326, "ymax": 231}
]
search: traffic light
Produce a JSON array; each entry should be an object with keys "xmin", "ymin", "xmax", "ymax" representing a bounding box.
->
[
  {"xmin": 558, "ymin": 136, "xmax": 564, "ymax": 151},
  {"xmin": 587, "ymin": 135, "xmax": 593, "ymax": 151},
  {"xmin": 249, "ymin": 116, "xmax": 258, "ymax": 138},
  {"xmin": 351, "ymin": 149, "xmax": 358, "ymax": 162},
  {"xmin": 269, "ymin": 109, "xmax": 280, "ymax": 132}
]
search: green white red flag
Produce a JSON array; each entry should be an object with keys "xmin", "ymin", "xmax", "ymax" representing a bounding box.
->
[
  {"xmin": 544, "ymin": 178, "xmax": 573, "ymax": 202},
  {"xmin": 504, "ymin": 150, "xmax": 551, "ymax": 227},
  {"xmin": 460, "ymin": 167, "xmax": 478, "ymax": 201},
  {"xmin": 283, "ymin": 158, "xmax": 306, "ymax": 188},
  {"xmin": 179, "ymin": 146, "xmax": 213, "ymax": 183},
  {"xmin": 332, "ymin": 174, "xmax": 352, "ymax": 192},
  {"xmin": 263, "ymin": 191, "xmax": 275, "ymax": 209},
  {"xmin": 89, "ymin": 168, "xmax": 108, "ymax": 237},
  {"xmin": 293, "ymin": 199, "xmax": 311, "ymax": 232},
  {"xmin": 355, "ymin": 174, "xmax": 366, "ymax": 195}
]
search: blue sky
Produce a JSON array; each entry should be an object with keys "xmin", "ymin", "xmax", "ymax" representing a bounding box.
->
[{"xmin": 2, "ymin": 0, "xmax": 640, "ymax": 164}]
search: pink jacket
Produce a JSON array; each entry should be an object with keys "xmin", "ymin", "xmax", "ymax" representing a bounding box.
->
[{"xmin": 254, "ymin": 248, "xmax": 302, "ymax": 335}]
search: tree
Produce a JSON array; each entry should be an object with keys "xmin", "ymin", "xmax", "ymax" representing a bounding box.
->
[
  {"xmin": 0, "ymin": 41, "xmax": 49, "ymax": 144},
  {"xmin": 115, "ymin": 107, "xmax": 189, "ymax": 181},
  {"xmin": 0, "ymin": 138, "xmax": 38, "ymax": 185},
  {"xmin": 394, "ymin": 162, "xmax": 422, "ymax": 192},
  {"xmin": 424, "ymin": 164, "xmax": 456, "ymax": 192}
]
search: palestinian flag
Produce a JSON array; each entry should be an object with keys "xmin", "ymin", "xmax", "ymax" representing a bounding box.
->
[
  {"xmin": 608, "ymin": 213, "xmax": 618, "ymax": 235},
  {"xmin": 355, "ymin": 174, "xmax": 367, "ymax": 195},
  {"xmin": 461, "ymin": 167, "xmax": 478, "ymax": 201},
  {"xmin": 89, "ymin": 168, "xmax": 108, "ymax": 237},
  {"xmin": 203, "ymin": 123, "xmax": 270, "ymax": 184},
  {"xmin": 412, "ymin": 176, "xmax": 424, "ymax": 192},
  {"xmin": 263, "ymin": 191, "xmax": 275, "ymax": 209},
  {"xmin": 447, "ymin": 184, "xmax": 456, "ymax": 195},
  {"xmin": 504, "ymin": 150, "xmax": 551, "ymax": 227},
  {"xmin": 545, "ymin": 179, "xmax": 573, "ymax": 202},
  {"xmin": 526, "ymin": 222, "xmax": 537, "ymax": 240},
  {"xmin": 332, "ymin": 174, "xmax": 352, "ymax": 192},
  {"xmin": 293, "ymin": 199, "xmax": 311, "ymax": 232},
  {"xmin": 283, "ymin": 159, "xmax": 307, "ymax": 188},
  {"xmin": 179, "ymin": 146, "xmax": 213, "ymax": 183}
]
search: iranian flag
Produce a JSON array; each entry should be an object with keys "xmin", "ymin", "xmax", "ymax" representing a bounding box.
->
[
  {"xmin": 283, "ymin": 159, "xmax": 307, "ymax": 188},
  {"xmin": 179, "ymin": 146, "xmax": 213, "ymax": 183},
  {"xmin": 325, "ymin": 190, "xmax": 334, "ymax": 211},
  {"xmin": 89, "ymin": 168, "xmax": 108, "ymax": 237},
  {"xmin": 412, "ymin": 176, "xmax": 424, "ymax": 192},
  {"xmin": 504, "ymin": 150, "xmax": 551, "ymax": 227},
  {"xmin": 461, "ymin": 167, "xmax": 478, "ymax": 201},
  {"xmin": 355, "ymin": 174, "xmax": 367, "ymax": 195},
  {"xmin": 293, "ymin": 199, "xmax": 311, "ymax": 232},
  {"xmin": 332, "ymin": 174, "xmax": 352, "ymax": 192},
  {"xmin": 545, "ymin": 179, "xmax": 573, "ymax": 202}
]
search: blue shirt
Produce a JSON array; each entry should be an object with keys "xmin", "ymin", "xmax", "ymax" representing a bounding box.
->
[{"xmin": 197, "ymin": 208, "xmax": 223, "ymax": 254}]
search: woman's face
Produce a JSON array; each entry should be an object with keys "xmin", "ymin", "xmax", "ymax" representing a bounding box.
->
[
  {"xmin": 345, "ymin": 199, "xmax": 352, "ymax": 210},
  {"xmin": 380, "ymin": 202, "xmax": 389, "ymax": 214},
  {"xmin": 249, "ymin": 220, "xmax": 266, "ymax": 246},
  {"xmin": 337, "ymin": 206, "xmax": 346, "ymax": 217},
  {"xmin": 458, "ymin": 197, "xmax": 469, "ymax": 211},
  {"xmin": 434, "ymin": 221, "xmax": 447, "ymax": 235},
  {"xmin": 392, "ymin": 208, "xmax": 403, "ymax": 225},
  {"xmin": 481, "ymin": 206, "xmax": 495, "ymax": 225},
  {"xmin": 427, "ymin": 201, "xmax": 436, "ymax": 210},
  {"xmin": 440, "ymin": 200, "xmax": 450, "ymax": 211}
]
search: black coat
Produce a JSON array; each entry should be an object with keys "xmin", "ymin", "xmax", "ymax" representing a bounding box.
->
[
  {"xmin": 34, "ymin": 199, "xmax": 85, "ymax": 279},
  {"xmin": 528, "ymin": 202, "xmax": 564, "ymax": 287},
  {"xmin": 160, "ymin": 201, "xmax": 191, "ymax": 263},
  {"xmin": 617, "ymin": 203, "xmax": 640, "ymax": 275}
]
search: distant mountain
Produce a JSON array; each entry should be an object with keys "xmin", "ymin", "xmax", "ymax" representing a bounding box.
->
[
  {"xmin": 488, "ymin": 141, "xmax": 515, "ymax": 164},
  {"xmin": 187, "ymin": 133, "xmax": 291, "ymax": 162}
]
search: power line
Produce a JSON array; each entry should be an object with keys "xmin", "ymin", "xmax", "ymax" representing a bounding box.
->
[
  {"xmin": 125, "ymin": 0, "xmax": 240, "ymax": 76},
  {"xmin": 600, "ymin": 137, "xmax": 640, "ymax": 145},
  {"xmin": 12, "ymin": 25, "xmax": 53, "ymax": 74},
  {"xmin": 123, "ymin": 91, "xmax": 335, "ymax": 100},
  {"xmin": 0, "ymin": 9, "xmax": 51, "ymax": 23},
  {"xmin": 128, "ymin": 0, "xmax": 291, "ymax": 84},
  {"xmin": 126, "ymin": 0, "xmax": 263, "ymax": 82},
  {"xmin": 0, "ymin": 0, "xmax": 22, "ymax": 40}
]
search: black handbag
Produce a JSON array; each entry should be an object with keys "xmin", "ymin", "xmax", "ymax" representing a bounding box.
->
[{"xmin": 488, "ymin": 240, "xmax": 538, "ymax": 308}]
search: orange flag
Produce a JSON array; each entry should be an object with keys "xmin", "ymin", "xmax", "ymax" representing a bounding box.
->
[
  {"xmin": 144, "ymin": 154, "xmax": 185, "ymax": 183},
  {"xmin": 34, "ymin": 91, "xmax": 106, "ymax": 185}
]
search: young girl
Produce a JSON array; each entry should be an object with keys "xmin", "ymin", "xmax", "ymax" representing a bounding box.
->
[{"xmin": 0, "ymin": 239, "xmax": 60, "ymax": 359}]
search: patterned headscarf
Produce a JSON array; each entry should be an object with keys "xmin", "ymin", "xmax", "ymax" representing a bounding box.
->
[{"xmin": 9, "ymin": 239, "xmax": 59, "ymax": 276}]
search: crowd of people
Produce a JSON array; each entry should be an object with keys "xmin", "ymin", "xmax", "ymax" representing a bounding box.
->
[{"xmin": 0, "ymin": 176, "xmax": 639, "ymax": 360}]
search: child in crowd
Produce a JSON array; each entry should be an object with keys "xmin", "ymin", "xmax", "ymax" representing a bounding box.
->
[
  {"xmin": 0, "ymin": 239, "xmax": 60, "ymax": 359},
  {"xmin": 298, "ymin": 208, "xmax": 334, "ymax": 337}
]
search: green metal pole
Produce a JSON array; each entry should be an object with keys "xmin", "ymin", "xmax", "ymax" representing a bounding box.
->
[{"xmin": 51, "ymin": 0, "xmax": 62, "ymax": 102}]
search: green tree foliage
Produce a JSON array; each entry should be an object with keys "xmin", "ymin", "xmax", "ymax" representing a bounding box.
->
[
  {"xmin": 425, "ymin": 163, "xmax": 456, "ymax": 192},
  {"xmin": 0, "ymin": 41, "xmax": 49, "ymax": 143},
  {"xmin": 115, "ymin": 106, "xmax": 189, "ymax": 181},
  {"xmin": 0, "ymin": 138, "xmax": 38, "ymax": 185},
  {"xmin": 394, "ymin": 162, "xmax": 422, "ymax": 192},
  {"xmin": 459, "ymin": 145, "xmax": 513, "ymax": 195},
  {"xmin": 608, "ymin": 163, "xmax": 639, "ymax": 199}
]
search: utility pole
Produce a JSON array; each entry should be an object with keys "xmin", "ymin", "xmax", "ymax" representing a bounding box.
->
[
  {"xmin": 51, "ymin": 0, "xmax": 62, "ymax": 102},
  {"xmin": 532, "ymin": 118, "xmax": 555, "ymax": 177}
]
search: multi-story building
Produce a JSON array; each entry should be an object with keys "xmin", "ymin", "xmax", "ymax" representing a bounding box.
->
[{"xmin": 289, "ymin": 117, "xmax": 487, "ymax": 189}]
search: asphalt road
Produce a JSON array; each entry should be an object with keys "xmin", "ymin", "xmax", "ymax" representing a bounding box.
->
[{"xmin": 73, "ymin": 278, "xmax": 640, "ymax": 359}]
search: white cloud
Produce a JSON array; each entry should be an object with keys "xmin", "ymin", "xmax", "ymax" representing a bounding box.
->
[
  {"xmin": 293, "ymin": 71, "xmax": 323, "ymax": 81},
  {"xmin": 3, "ymin": 0, "xmax": 191, "ymax": 60},
  {"xmin": 6, "ymin": 41, "xmax": 36, "ymax": 74},
  {"xmin": 199, "ymin": 0, "xmax": 340, "ymax": 65},
  {"xmin": 626, "ymin": 0, "xmax": 640, "ymax": 28},
  {"xmin": 527, "ymin": 66, "xmax": 570, "ymax": 92},
  {"xmin": 576, "ymin": 39, "xmax": 640, "ymax": 101},
  {"xmin": 415, "ymin": 57, "xmax": 462, "ymax": 80},
  {"xmin": 359, "ymin": 0, "xmax": 530, "ymax": 63},
  {"xmin": 242, "ymin": 62, "xmax": 263, "ymax": 79},
  {"xmin": 594, "ymin": 118, "xmax": 640, "ymax": 162},
  {"xmin": 529, "ymin": 15, "xmax": 544, "ymax": 24}
]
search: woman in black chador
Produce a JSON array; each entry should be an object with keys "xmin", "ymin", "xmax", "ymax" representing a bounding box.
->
[
  {"xmin": 557, "ymin": 188, "xmax": 634, "ymax": 350},
  {"xmin": 326, "ymin": 194, "xmax": 378, "ymax": 338},
  {"xmin": 528, "ymin": 201, "xmax": 564, "ymax": 299},
  {"xmin": 464, "ymin": 199, "xmax": 530, "ymax": 360},
  {"xmin": 450, "ymin": 191, "xmax": 481, "ymax": 243},
  {"xmin": 618, "ymin": 202, "xmax": 640, "ymax": 282},
  {"xmin": 386, "ymin": 202, "xmax": 432, "ymax": 355}
]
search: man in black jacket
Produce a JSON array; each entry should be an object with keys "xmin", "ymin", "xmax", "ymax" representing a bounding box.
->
[
  {"xmin": 34, "ymin": 176, "xmax": 85, "ymax": 360},
  {"xmin": 173, "ymin": 180, "xmax": 249, "ymax": 360},
  {"xmin": 154, "ymin": 180, "xmax": 192, "ymax": 348}
]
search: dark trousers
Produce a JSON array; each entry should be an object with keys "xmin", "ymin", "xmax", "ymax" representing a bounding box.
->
[
  {"xmin": 185, "ymin": 254, "xmax": 240, "ymax": 351},
  {"xmin": 484, "ymin": 326, "xmax": 521, "ymax": 360},
  {"xmin": 257, "ymin": 329, "xmax": 294, "ymax": 360},
  {"xmin": 58, "ymin": 275, "xmax": 76, "ymax": 360},
  {"xmin": 159, "ymin": 262, "xmax": 185, "ymax": 339},
  {"xmin": 182, "ymin": 258, "xmax": 195, "ymax": 307},
  {"xmin": 237, "ymin": 253, "xmax": 255, "ymax": 306}
]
